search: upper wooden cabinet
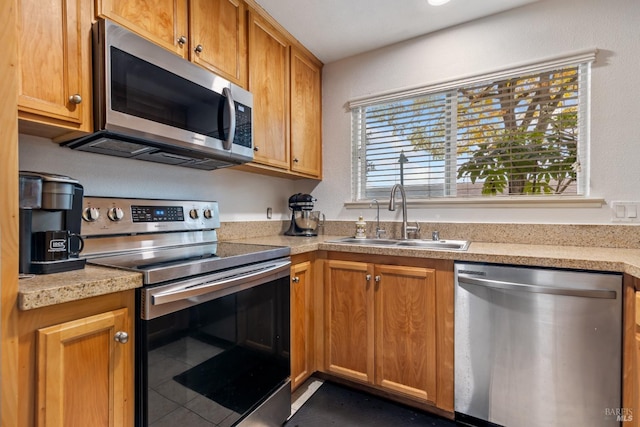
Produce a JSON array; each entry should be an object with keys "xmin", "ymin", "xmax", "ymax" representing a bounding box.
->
[
  {"xmin": 96, "ymin": 0, "xmax": 247, "ymax": 86},
  {"xmin": 242, "ymin": 6, "xmax": 323, "ymax": 179},
  {"xmin": 17, "ymin": 0, "xmax": 93, "ymax": 137},
  {"xmin": 290, "ymin": 47, "xmax": 323, "ymax": 178},
  {"xmin": 17, "ymin": 0, "xmax": 321, "ymax": 171},
  {"xmin": 247, "ymin": 11, "xmax": 290, "ymax": 170},
  {"xmin": 96, "ymin": 0, "xmax": 189, "ymax": 58},
  {"xmin": 190, "ymin": 0, "xmax": 247, "ymax": 86}
]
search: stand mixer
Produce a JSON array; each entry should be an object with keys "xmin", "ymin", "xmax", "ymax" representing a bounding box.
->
[{"xmin": 285, "ymin": 193, "xmax": 320, "ymax": 236}]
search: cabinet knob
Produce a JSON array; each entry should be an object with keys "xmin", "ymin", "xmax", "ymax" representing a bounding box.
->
[
  {"xmin": 178, "ymin": 35, "xmax": 187, "ymax": 45},
  {"xmin": 253, "ymin": 146, "xmax": 259, "ymax": 152},
  {"xmin": 293, "ymin": 157, "xmax": 299, "ymax": 163},
  {"xmin": 68, "ymin": 94, "xmax": 82, "ymax": 105},
  {"xmin": 292, "ymin": 276, "xmax": 300, "ymax": 283},
  {"xmin": 366, "ymin": 274, "xmax": 371, "ymax": 281},
  {"xmin": 375, "ymin": 275, "xmax": 381, "ymax": 283},
  {"xmin": 114, "ymin": 331, "xmax": 129, "ymax": 344},
  {"xmin": 194, "ymin": 44, "xmax": 203, "ymax": 53}
]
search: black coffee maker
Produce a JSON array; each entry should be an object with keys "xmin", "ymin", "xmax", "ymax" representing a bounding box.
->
[
  {"xmin": 19, "ymin": 171, "xmax": 86, "ymax": 274},
  {"xmin": 285, "ymin": 193, "xmax": 320, "ymax": 236}
]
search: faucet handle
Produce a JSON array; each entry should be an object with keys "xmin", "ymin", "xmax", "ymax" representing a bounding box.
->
[
  {"xmin": 406, "ymin": 222, "xmax": 421, "ymax": 239},
  {"xmin": 375, "ymin": 228, "xmax": 386, "ymax": 239},
  {"xmin": 432, "ymin": 230, "xmax": 439, "ymax": 241}
]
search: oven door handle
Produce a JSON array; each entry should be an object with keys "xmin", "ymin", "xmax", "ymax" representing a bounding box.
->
[{"xmin": 150, "ymin": 259, "xmax": 291, "ymax": 306}]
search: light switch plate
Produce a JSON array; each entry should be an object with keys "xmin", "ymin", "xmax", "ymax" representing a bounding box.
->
[{"xmin": 610, "ymin": 201, "xmax": 640, "ymax": 222}]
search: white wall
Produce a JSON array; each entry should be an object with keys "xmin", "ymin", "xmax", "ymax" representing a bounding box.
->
[
  {"xmin": 19, "ymin": 135, "xmax": 297, "ymax": 222},
  {"xmin": 19, "ymin": 0, "xmax": 640, "ymax": 225},
  {"xmin": 314, "ymin": 0, "xmax": 640, "ymax": 224}
]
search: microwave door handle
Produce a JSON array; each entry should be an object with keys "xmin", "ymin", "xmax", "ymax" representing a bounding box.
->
[{"xmin": 222, "ymin": 87, "xmax": 236, "ymax": 150}]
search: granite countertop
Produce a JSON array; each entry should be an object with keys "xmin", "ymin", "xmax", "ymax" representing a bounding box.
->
[
  {"xmin": 18, "ymin": 234, "xmax": 640, "ymax": 310},
  {"xmin": 18, "ymin": 265, "xmax": 142, "ymax": 310},
  {"xmin": 234, "ymin": 234, "xmax": 640, "ymax": 277}
]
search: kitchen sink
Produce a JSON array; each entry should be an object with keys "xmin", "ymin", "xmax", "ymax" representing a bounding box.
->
[
  {"xmin": 394, "ymin": 239, "xmax": 470, "ymax": 250},
  {"xmin": 328, "ymin": 237, "xmax": 400, "ymax": 245},
  {"xmin": 326, "ymin": 237, "xmax": 470, "ymax": 251}
]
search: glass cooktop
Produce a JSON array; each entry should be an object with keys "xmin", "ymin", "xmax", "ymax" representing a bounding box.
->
[{"xmin": 88, "ymin": 242, "xmax": 290, "ymax": 285}]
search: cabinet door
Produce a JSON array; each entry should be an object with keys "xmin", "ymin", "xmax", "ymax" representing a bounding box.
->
[
  {"xmin": 636, "ymin": 291, "xmax": 640, "ymax": 425},
  {"xmin": 291, "ymin": 260, "xmax": 313, "ymax": 390},
  {"xmin": 374, "ymin": 264, "xmax": 437, "ymax": 404},
  {"xmin": 17, "ymin": 0, "xmax": 91, "ymax": 131},
  {"xmin": 248, "ymin": 11, "xmax": 290, "ymax": 170},
  {"xmin": 190, "ymin": 0, "xmax": 247, "ymax": 87},
  {"xmin": 324, "ymin": 260, "xmax": 374, "ymax": 383},
  {"xmin": 36, "ymin": 308, "xmax": 130, "ymax": 427},
  {"xmin": 290, "ymin": 47, "xmax": 322, "ymax": 178},
  {"xmin": 96, "ymin": 0, "xmax": 188, "ymax": 58}
]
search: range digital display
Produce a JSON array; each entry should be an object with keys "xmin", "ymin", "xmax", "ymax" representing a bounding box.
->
[{"xmin": 131, "ymin": 205, "xmax": 185, "ymax": 222}]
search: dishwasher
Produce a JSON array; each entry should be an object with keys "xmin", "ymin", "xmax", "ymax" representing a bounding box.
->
[{"xmin": 454, "ymin": 262, "xmax": 622, "ymax": 427}]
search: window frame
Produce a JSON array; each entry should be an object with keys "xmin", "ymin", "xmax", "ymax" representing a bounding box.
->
[{"xmin": 348, "ymin": 49, "xmax": 598, "ymax": 205}]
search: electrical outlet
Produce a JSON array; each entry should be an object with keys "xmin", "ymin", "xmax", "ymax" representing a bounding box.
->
[{"xmin": 610, "ymin": 201, "xmax": 640, "ymax": 222}]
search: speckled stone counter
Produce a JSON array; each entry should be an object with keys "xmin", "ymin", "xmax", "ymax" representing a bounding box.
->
[
  {"xmin": 18, "ymin": 265, "xmax": 142, "ymax": 310},
  {"xmin": 230, "ymin": 234, "xmax": 640, "ymax": 277},
  {"xmin": 19, "ymin": 231, "xmax": 640, "ymax": 311}
]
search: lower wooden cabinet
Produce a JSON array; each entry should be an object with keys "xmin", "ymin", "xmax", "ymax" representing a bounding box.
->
[
  {"xmin": 323, "ymin": 253, "xmax": 454, "ymax": 413},
  {"xmin": 18, "ymin": 291, "xmax": 134, "ymax": 427},
  {"xmin": 324, "ymin": 259, "xmax": 373, "ymax": 383},
  {"xmin": 623, "ymin": 274, "xmax": 640, "ymax": 426},
  {"xmin": 37, "ymin": 309, "xmax": 129, "ymax": 426},
  {"xmin": 635, "ymin": 291, "xmax": 640, "ymax": 426},
  {"xmin": 374, "ymin": 264, "xmax": 437, "ymax": 402},
  {"xmin": 290, "ymin": 253, "xmax": 316, "ymax": 390}
]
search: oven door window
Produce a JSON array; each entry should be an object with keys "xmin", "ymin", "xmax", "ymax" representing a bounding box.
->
[{"xmin": 139, "ymin": 276, "xmax": 290, "ymax": 426}]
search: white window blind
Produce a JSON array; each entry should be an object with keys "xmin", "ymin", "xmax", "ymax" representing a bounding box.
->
[{"xmin": 351, "ymin": 51, "xmax": 594, "ymax": 201}]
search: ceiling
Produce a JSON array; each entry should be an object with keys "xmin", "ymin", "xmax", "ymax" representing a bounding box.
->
[{"xmin": 254, "ymin": 0, "xmax": 539, "ymax": 63}]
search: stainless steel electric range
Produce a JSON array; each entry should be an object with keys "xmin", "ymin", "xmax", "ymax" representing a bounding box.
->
[{"xmin": 80, "ymin": 197, "xmax": 291, "ymax": 427}]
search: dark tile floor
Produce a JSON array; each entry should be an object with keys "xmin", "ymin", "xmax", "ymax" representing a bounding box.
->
[{"xmin": 285, "ymin": 380, "xmax": 458, "ymax": 427}]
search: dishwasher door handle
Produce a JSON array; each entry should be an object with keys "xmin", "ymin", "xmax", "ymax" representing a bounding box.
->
[{"xmin": 457, "ymin": 274, "xmax": 617, "ymax": 299}]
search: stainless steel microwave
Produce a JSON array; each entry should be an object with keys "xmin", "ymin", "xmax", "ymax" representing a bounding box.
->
[{"xmin": 63, "ymin": 19, "xmax": 253, "ymax": 170}]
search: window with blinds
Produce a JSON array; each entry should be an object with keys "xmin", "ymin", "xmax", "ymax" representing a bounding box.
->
[{"xmin": 351, "ymin": 53, "xmax": 594, "ymax": 201}]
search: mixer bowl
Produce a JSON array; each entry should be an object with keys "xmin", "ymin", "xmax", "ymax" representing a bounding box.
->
[{"xmin": 294, "ymin": 210, "xmax": 321, "ymax": 231}]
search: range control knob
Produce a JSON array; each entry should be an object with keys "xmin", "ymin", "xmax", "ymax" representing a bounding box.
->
[
  {"xmin": 189, "ymin": 209, "xmax": 199, "ymax": 219},
  {"xmin": 107, "ymin": 207, "xmax": 125, "ymax": 222},
  {"xmin": 82, "ymin": 207, "xmax": 100, "ymax": 222},
  {"xmin": 203, "ymin": 209, "xmax": 213, "ymax": 219}
]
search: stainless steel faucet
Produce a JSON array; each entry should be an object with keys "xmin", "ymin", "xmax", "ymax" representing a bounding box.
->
[
  {"xmin": 369, "ymin": 199, "xmax": 385, "ymax": 238},
  {"xmin": 389, "ymin": 184, "xmax": 409, "ymax": 239}
]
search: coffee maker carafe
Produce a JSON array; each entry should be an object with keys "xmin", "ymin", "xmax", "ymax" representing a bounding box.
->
[
  {"xmin": 19, "ymin": 172, "xmax": 86, "ymax": 274},
  {"xmin": 285, "ymin": 193, "xmax": 321, "ymax": 236}
]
